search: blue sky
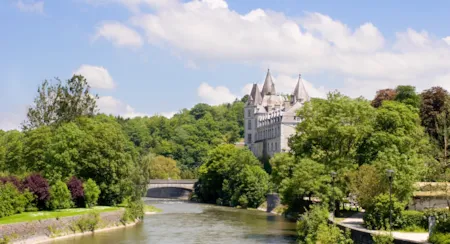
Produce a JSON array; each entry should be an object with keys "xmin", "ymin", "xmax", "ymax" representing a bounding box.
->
[{"xmin": 1, "ymin": 0, "xmax": 450, "ymax": 130}]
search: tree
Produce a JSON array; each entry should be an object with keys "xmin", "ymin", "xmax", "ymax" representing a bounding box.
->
[
  {"xmin": 394, "ymin": 85, "xmax": 421, "ymax": 109},
  {"xmin": 148, "ymin": 155, "xmax": 181, "ymax": 179},
  {"xmin": 348, "ymin": 164, "xmax": 386, "ymax": 209},
  {"xmin": 23, "ymin": 75, "xmax": 98, "ymax": 130},
  {"xmin": 279, "ymin": 159, "xmax": 331, "ymax": 211},
  {"xmin": 0, "ymin": 130, "xmax": 24, "ymax": 174},
  {"xmin": 195, "ymin": 144, "xmax": 269, "ymax": 207},
  {"xmin": 289, "ymin": 93, "xmax": 374, "ymax": 170},
  {"xmin": 67, "ymin": 176, "xmax": 84, "ymax": 207},
  {"xmin": 23, "ymin": 173, "xmax": 50, "ymax": 209},
  {"xmin": 269, "ymin": 153, "xmax": 297, "ymax": 191},
  {"xmin": 83, "ymin": 179, "xmax": 100, "ymax": 208},
  {"xmin": 420, "ymin": 87, "xmax": 449, "ymax": 140},
  {"xmin": 48, "ymin": 180, "xmax": 72, "ymax": 210},
  {"xmin": 372, "ymin": 89, "xmax": 397, "ymax": 108}
]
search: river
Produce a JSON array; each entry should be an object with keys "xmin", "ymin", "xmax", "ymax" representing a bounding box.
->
[{"xmin": 50, "ymin": 199, "xmax": 297, "ymax": 244}]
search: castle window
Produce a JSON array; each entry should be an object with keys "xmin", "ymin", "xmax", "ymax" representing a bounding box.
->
[
  {"xmin": 248, "ymin": 120, "xmax": 252, "ymax": 130},
  {"xmin": 247, "ymin": 110, "xmax": 251, "ymax": 117},
  {"xmin": 248, "ymin": 134, "xmax": 252, "ymax": 144},
  {"xmin": 275, "ymin": 142, "xmax": 278, "ymax": 151}
]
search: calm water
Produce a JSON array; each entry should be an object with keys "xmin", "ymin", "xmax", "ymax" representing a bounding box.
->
[{"xmin": 51, "ymin": 199, "xmax": 297, "ymax": 244}]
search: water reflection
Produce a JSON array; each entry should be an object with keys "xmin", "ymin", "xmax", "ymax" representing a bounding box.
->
[{"xmin": 50, "ymin": 199, "xmax": 296, "ymax": 244}]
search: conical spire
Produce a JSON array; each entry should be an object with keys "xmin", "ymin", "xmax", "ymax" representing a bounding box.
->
[
  {"xmin": 261, "ymin": 69, "xmax": 276, "ymax": 97},
  {"xmin": 292, "ymin": 74, "xmax": 310, "ymax": 103},
  {"xmin": 248, "ymin": 83, "xmax": 262, "ymax": 105}
]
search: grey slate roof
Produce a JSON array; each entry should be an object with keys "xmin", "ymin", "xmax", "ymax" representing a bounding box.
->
[
  {"xmin": 261, "ymin": 69, "xmax": 276, "ymax": 97},
  {"xmin": 292, "ymin": 74, "xmax": 310, "ymax": 103},
  {"xmin": 248, "ymin": 83, "xmax": 263, "ymax": 105}
]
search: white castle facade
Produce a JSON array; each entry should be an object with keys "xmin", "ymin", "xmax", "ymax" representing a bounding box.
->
[{"xmin": 244, "ymin": 69, "xmax": 310, "ymax": 158}]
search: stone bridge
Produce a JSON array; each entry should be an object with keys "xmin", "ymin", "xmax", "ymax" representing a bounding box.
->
[{"xmin": 146, "ymin": 179, "xmax": 197, "ymax": 199}]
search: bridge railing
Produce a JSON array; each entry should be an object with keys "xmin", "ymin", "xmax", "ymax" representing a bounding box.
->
[{"xmin": 148, "ymin": 179, "xmax": 198, "ymax": 184}]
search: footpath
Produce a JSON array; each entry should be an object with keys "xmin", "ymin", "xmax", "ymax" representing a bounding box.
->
[{"xmin": 338, "ymin": 212, "xmax": 429, "ymax": 243}]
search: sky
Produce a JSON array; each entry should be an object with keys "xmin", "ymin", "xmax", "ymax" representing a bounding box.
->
[{"xmin": 1, "ymin": 0, "xmax": 450, "ymax": 130}]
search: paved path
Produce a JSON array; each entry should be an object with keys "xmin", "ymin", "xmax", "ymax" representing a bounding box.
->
[{"xmin": 338, "ymin": 212, "xmax": 429, "ymax": 243}]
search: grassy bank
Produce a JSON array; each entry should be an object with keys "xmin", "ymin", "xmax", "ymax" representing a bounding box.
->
[
  {"xmin": 144, "ymin": 205, "xmax": 162, "ymax": 213},
  {"xmin": 0, "ymin": 206, "xmax": 120, "ymax": 225}
]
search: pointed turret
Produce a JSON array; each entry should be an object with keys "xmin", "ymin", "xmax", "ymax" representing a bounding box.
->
[
  {"xmin": 248, "ymin": 83, "xmax": 262, "ymax": 105},
  {"xmin": 261, "ymin": 69, "xmax": 276, "ymax": 97},
  {"xmin": 292, "ymin": 74, "xmax": 310, "ymax": 103}
]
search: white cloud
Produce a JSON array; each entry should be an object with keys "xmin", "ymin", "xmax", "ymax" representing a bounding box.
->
[
  {"xmin": 272, "ymin": 74, "xmax": 327, "ymax": 98},
  {"xmin": 97, "ymin": 96, "xmax": 173, "ymax": 118},
  {"xmin": 197, "ymin": 83, "xmax": 237, "ymax": 105},
  {"xmin": 73, "ymin": 65, "xmax": 116, "ymax": 89},
  {"xmin": 94, "ymin": 22, "xmax": 143, "ymax": 48},
  {"xmin": 444, "ymin": 37, "xmax": 450, "ymax": 45},
  {"xmin": 16, "ymin": 0, "xmax": 44, "ymax": 14}
]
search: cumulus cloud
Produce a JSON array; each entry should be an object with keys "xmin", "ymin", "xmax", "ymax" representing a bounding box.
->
[
  {"xmin": 444, "ymin": 37, "xmax": 450, "ymax": 45},
  {"xmin": 73, "ymin": 65, "xmax": 116, "ymax": 89},
  {"xmin": 94, "ymin": 22, "xmax": 143, "ymax": 48},
  {"xmin": 16, "ymin": 0, "xmax": 44, "ymax": 14},
  {"xmin": 197, "ymin": 83, "xmax": 237, "ymax": 105},
  {"xmin": 97, "ymin": 96, "xmax": 174, "ymax": 118}
]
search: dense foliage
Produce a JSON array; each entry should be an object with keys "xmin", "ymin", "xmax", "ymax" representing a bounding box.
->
[
  {"xmin": 147, "ymin": 155, "xmax": 181, "ymax": 179},
  {"xmin": 297, "ymin": 205, "xmax": 353, "ymax": 244},
  {"xmin": 0, "ymin": 183, "xmax": 34, "ymax": 218},
  {"xmin": 194, "ymin": 144, "xmax": 269, "ymax": 208},
  {"xmin": 48, "ymin": 180, "xmax": 73, "ymax": 210},
  {"xmin": 83, "ymin": 179, "xmax": 101, "ymax": 208},
  {"xmin": 67, "ymin": 176, "xmax": 84, "ymax": 207},
  {"xmin": 23, "ymin": 173, "xmax": 50, "ymax": 209}
]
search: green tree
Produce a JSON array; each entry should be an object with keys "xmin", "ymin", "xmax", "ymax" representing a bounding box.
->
[
  {"xmin": 269, "ymin": 153, "xmax": 296, "ymax": 191},
  {"xmin": 148, "ymin": 155, "xmax": 181, "ymax": 179},
  {"xmin": 0, "ymin": 130, "xmax": 24, "ymax": 174},
  {"xmin": 289, "ymin": 93, "xmax": 374, "ymax": 170},
  {"xmin": 22, "ymin": 126, "xmax": 52, "ymax": 172},
  {"xmin": 195, "ymin": 144, "xmax": 269, "ymax": 207},
  {"xmin": 48, "ymin": 180, "xmax": 72, "ymax": 210},
  {"xmin": 394, "ymin": 85, "xmax": 421, "ymax": 109},
  {"xmin": 83, "ymin": 179, "xmax": 101, "ymax": 208},
  {"xmin": 348, "ymin": 164, "xmax": 386, "ymax": 209},
  {"xmin": 23, "ymin": 75, "xmax": 98, "ymax": 130}
]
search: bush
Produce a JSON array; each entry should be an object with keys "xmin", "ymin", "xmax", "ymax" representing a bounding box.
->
[
  {"xmin": 399, "ymin": 210, "xmax": 427, "ymax": 230},
  {"xmin": 372, "ymin": 233, "xmax": 394, "ymax": 244},
  {"xmin": 0, "ymin": 183, "xmax": 32, "ymax": 217},
  {"xmin": 297, "ymin": 204, "xmax": 353, "ymax": 244},
  {"xmin": 23, "ymin": 173, "xmax": 50, "ymax": 209},
  {"xmin": 363, "ymin": 194, "xmax": 404, "ymax": 230},
  {"xmin": 121, "ymin": 200, "xmax": 144, "ymax": 224},
  {"xmin": 0, "ymin": 176, "xmax": 24, "ymax": 191},
  {"xmin": 83, "ymin": 179, "xmax": 100, "ymax": 208},
  {"xmin": 48, "ymin": 180, "xmax": 72, "ymax": 210},
  {"xmin": 71, "ymin": 212, "xmax": 100, "ymax": 233},
  {"xmin": 430, "ymin": 232, "xmax": 450, "ymax": 244},
  {"xmin": 67, "ymin": 176, "xmax": 84, "ymax": 207}
]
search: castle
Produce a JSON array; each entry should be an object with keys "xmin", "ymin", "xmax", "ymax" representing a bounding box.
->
[{"xmin": 244, "ymin": 69, "xmax": 310, "ymax": 158}]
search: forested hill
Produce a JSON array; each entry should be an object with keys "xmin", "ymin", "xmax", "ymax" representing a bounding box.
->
[{"xmin": 117, "ymin": 99, "xmax": 247, "ymax": 170}]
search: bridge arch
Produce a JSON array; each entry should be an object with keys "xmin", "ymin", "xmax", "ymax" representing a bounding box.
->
[{"xmin": 146, "ymin": 179, "xmax": 197, "ymax": 199}]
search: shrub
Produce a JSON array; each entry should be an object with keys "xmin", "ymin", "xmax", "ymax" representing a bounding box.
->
[
  {"xmin": 429, "ymin": 232, "xmax": 450, "ymax": 244},
  {"xmin": 48, "ymin": 180, "xmax": 72, "ymax": 210},
  {"xmin": 0, "ymin": 183, "xmax": 31, "ymax": 217},
  {"xmin": 316, "ymin": 224, "xmax": 353, "ymax": 244},
  {"xmin": 72, "ymin": 212, "xmax": 100, "ymax": 233},
  {"xmin": 121, "ymin": 200, "xmax": 144, "ymax": 224},
  {"xmin": 0, "ymin": 176, "xmax": 24, "ymax": 191},
  {"xmin": 372, "ymin": 233, "xmax": 394, "ymax": 244},
  {"xmin": 399, "ymin": 210, "xmax": 427, "ymax": 230},
  {"xmin": 67, "ymin": 176, "xmax": 84, "ymax": 207},
  {"xmin": 83, "ymin": 179, "xmax": 100, "ymax": 208},
  {"xmin": 23, "ymin": 173, "xmax": 50, "ymax": 209},
  {"xmin": 363, "ymin": 194, "xmax": 404, "ymax": 230}
]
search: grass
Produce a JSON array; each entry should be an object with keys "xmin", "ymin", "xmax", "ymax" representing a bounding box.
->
[
  {"xmin": 144, "ymin": 205, "xmax": 162, "ymax": 213},
  {"xmin": 0, "ymin": 206, "xmax": 121, "ymax": 225}
]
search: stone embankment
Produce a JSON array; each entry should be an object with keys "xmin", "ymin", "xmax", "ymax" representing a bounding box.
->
[{"xmin": 0, "ymin": 209, "xmax": 140, "ymax": 244}]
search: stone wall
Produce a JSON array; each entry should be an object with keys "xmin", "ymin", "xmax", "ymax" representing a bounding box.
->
[
  {"xmin": 266, "ymin": 193, "xmax": 281, "ymax": 213},
  {"xmin": 0, "ymin": 209, "xmax": 125, "ymax": 243}
]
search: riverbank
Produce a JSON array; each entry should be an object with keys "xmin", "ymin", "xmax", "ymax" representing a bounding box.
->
[{"xmin": 0, "ymin": 209, "xmax": 136, "ymax": 244}]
